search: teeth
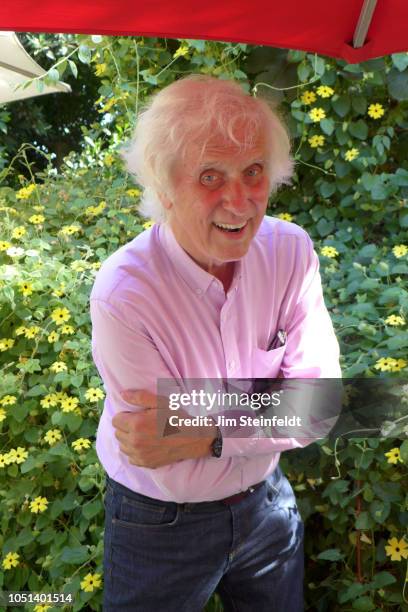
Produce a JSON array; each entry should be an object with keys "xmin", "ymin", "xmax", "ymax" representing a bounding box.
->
[{"xmin": 214, "ymin": 221, "xmax": 247, "ymax": 230}]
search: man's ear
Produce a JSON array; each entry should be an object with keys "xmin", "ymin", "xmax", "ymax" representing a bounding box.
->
[{"xmin": 159, "ymin": 192, "xmax": 173, "ymax": 210}]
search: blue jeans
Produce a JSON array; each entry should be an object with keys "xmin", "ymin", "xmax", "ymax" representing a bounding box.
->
[{"xmin": 103, "ymin": 465, "xmax": 304, "ymax": 611}]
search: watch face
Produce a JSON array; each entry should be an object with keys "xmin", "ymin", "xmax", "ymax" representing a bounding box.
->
[{"xmin": 212, "ymin": 437, "xmax": 223, "ymax": 458}]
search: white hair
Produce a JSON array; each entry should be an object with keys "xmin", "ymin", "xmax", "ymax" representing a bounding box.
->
[{"xmin": 121, "ymin": 74, "xmax": 295, "ymax": 223}]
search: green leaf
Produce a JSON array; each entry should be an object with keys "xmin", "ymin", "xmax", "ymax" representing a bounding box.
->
[
  {"xmin": 392, "ymin": 53, "xmax": 408, "ymax": 72},
  {"xmin": 369, "ymin": 571, "xmax": 396, "ymax": 589},
  {"xmin": 15, "ymin": 527, "xmax": 33, "ymax": 547},
  {"xmin": 332, "ymin": 95, "xmax": 351, "ymax": 117},
  {"xmin": 400, "ymin": 440, "xmax": 408, "ymax": 463},
  {"xmin": 369, "ymin": 499, "xmax": 390, "ymax": 523},
  {"xmin": 68, "ymin": 60, "xmax": 78, "ymax": 78},
  {"xmin": 78, "ymin": 44, "xmax": 91, "ymax": 64},
  {"xmin": 320, "ymin": 118, "xmax": 335, "ymax": 135},
  {"xmin": 317, "ymin": 548, "xmax": 344, "ymax": 561},
  {"xmin": 387, "ymin": 67, "xmax": 408, "ymax": 100},
  {"xmin": 355, "ymin": 511, "xmax": 374, "ymax": 530},
  {"xmin": 320, "ymin": 182, "xmax": 336, "ymax": 198},
  {"xmin": 60, "ymin": 545, "xmax": 89, "ymax": 564},
  {"xmin": 349, "ymin": 120, "xmax": 368, "ymax": 140},
  {"xmin": 316, "ymin": 218, "xmax": 335, "ymax": 236},
  {"xmin": 352, "ymin": 596, "xmax": 375, "ymax": 611},
  {"xmin": 351, "ymin": 96, "xmax": 367, "ymax": 115},
  {"xmin": 82, "ymin": 499, "xmax": 103, "ymax": 520}
]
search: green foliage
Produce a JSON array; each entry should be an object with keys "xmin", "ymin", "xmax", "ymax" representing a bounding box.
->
[{"xmin": 0, "ymin": 36, "xmax": 407, "ymax": 611}]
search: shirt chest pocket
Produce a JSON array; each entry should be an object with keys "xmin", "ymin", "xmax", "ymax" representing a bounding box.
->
[{"xmin": 251, "ymin": 345, "xmax": 286, "ymax": 379}]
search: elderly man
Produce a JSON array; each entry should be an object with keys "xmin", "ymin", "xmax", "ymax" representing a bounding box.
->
[{"xmin": 90, "ymin": 74, "xmax": 341, "ymax": 611}]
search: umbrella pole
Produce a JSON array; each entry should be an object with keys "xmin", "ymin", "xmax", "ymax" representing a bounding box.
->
[{"xmin": 353, "ymin": 0, "xmax": 378, "ymax": 48}]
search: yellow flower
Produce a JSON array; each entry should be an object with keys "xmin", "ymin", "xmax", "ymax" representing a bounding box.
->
[
  {"xmin": 308, "ymin": 135, "xmax": 325, "ymax": 148},
  {"xmin": 309, "ymin": 108, "xmax": 326, "ymax": 122},
  {"xmin": 70, "ymin": 261, "xmax": 88, "ymax": 272},
  {"xmin": 72, "ymin": 438, "xmax": 92, "ymax": 452},
  {"xmin": 34, "ymin": 605, "xmax": 51, "ymax": 612},
  {"xmin": 0, "ymin": 338, "xmax": 15, "ymax": 351},
  {"xmin": 278, "ymin": 213, "xmax": 294, "ymax": 222},
  {"xmin": 321, "ymin": 246, "xmax": 339, "ymax": 258},
  {"xmin": 60, "ymin": 225, "xmax": 81, "ymax": 236},
  {"xmin": 61, "ymin": 396, "xmax": 79, "ymax": 413},
  {"xmin": 393, "ymin": 244, "xmax": 408, "ymax": 258},
  {"xmin": 15, "ymin": 325, "xmax": 28, "ymax": 336},
  {"xmin": 28, "ymin": 215, "xmax": 45, "ymax": 225},
  {"xmin": 80, "ymin": 572, "xmax": 102, "ymax": 592},
  {"xmin": 384, "ymin": 315, "xmax": 405, "ymax": 326},
  {"xmin": 0, "ymin": 395, "xmax": 16, "ymax": 406},
  {"xmin": 368, "ymin": 103, "xmax": 385, "ymax": 119},
  {"xmin": 345, "ymin": 148, "xmax": 359, "ymax": 162},
  {"xmin": 126, "ymin": 188, "xmax": 141, "ymax": 197},
  {"xmin": 19, "ymin": 281, "xmax": 34, "ymax": 296},
  {"xmin": 300, "ymin": 91, "xmax": 316, "ymax": 105},
  {"xmin": 60, "ymin": 325, "xmax": 75, "ymax": 335},
  {"xmin": 385, "ymin": 447, "xmax": 403, "ymax": 465},
  {"xmin": 40, "ymin": 394, "xmax": 59, "ymax": 409},
  {"xmin": 385, "ymin": 537, "xmax": 408, "ymax": 561},
  {"xmin": 95, "ymin": 63, "xmax": 107, "ymax": 76},
  {"xmin": 143, "ymin": 221, "xmax": 155, "ymax": 230},
  {"xmin": 32, "ymin": 205, "xmax": 45, "ymax": 212},
  {"xmin": 0, "ymin": 454, "xmax": 7, "ymax": 467},
  {"xmin": 24, "ymin": 326, "xmax": 41, "ymax": 339},
  {"xmin": 12, "ymin": 226, "xmax": 26, "ymax": 239},
  {"xmin": 0, "ymin": 241, "xmax": 12, "ymax": 251},
  {"xmin": 29, "ymin": 496, "xmax": 49, "ymax": 513},
  {"xmin": 51, "ymin": 307, "xmax": 71, "ymax": 325},
  {"xmin": 2, "ymin": 551, "xmax": 20, "ymax": 570},
  {"xmin": 7, "ymin": 447, "xmax": 28, "ymax": 464},
  {"xmin": 85, "ymin": 387, "xmax": 105, "ymax": 402},
  {"xmin": 52, "ymin": 283, "xmax": 66, "ymax": 298},
  {"xmin": 173, "ymin": 44, "xmax": 189, "ymax": 59},
  {"xmin": 374, "ymin": 357, "xmax": 407, "ymax": 372},
  {"xmin": 100, "ymin": 97, "xmax": 117, "ymax": 113},
  {"xmin": 0, "ymin": 408, "xmax": 6, "ymax": 422},
  {"xmin": 47, "ymin": 331, "xmax": 60, "ymax": 343},
  {"xmin": 44, "ymin": 429, "xmax": 62, "ymax": 445},
  {"xmin": 104, "ymin": 154, "xmax": 114, "ymax": 166},
  {"xmin": 16, "ymin": 184, "xmax": 36, "ymax": 200},
  {"xmin": 85, "ymin": 206, "xmax": 99, "ymax": 216},
  {"xmin": 316, "ymin": 85, "xmax": 334, "ymax": 98},
  {"xmin": 91, "ymin": 262, "xmax": 101, "ymax": 270},
  {"xmin": 50, "ymin": 361, "xmax": 68, "ymax": 373}
]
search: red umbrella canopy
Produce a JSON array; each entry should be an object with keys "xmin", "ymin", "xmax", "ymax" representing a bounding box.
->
[{"xmin": 0, "ymin": 0, "xmax": 407, "ymax": 63}]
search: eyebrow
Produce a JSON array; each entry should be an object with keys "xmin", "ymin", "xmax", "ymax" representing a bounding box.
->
[{"xmin": 198, "ymin": 159, "xmax": 266, "ymax": 172}]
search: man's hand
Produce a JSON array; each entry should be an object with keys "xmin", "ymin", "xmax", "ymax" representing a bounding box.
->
[{"xmin": 112, "ymin": 390, "xmax": 217, "ymax": 469}]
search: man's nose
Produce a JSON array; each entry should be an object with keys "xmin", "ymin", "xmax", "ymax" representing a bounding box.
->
[{"xmin": 222, "ymin": 179, "xmax": 250, "ymax": 214}]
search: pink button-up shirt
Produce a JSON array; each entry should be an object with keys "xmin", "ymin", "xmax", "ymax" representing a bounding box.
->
[{"xmin": 90, "ymin": 215, "xmax": 341, "ymax": 502}]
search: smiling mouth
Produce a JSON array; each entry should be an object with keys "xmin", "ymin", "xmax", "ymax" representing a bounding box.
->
[{"xmin": 213, "ymin": 221, "xmax": 248, "ymax": 233}]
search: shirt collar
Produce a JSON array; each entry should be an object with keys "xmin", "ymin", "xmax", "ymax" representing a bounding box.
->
[{"xmin": 158, "ymin": 222, "xmax": 242, "ymax": 296}]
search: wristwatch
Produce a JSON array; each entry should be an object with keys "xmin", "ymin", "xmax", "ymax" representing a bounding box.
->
[{"xmin": 210, "ymin": 426, "xmax": 223, "ymax": 458}]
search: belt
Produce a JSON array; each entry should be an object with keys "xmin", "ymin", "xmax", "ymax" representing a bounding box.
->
[{"xmin": 218, "ymin": 480, "xmax": 265, "ymax": 505}]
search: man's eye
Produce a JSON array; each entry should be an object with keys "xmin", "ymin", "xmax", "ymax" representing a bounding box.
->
[
  {"xmin": 246, "ymin": 164, "xmax": 263, "ymax": 177},
  {"xmin": 200, "ymin": 173, "xmax": 220, "ymax": 185}
]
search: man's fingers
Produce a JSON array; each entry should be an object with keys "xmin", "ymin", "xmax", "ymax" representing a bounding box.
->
[{"xmin": 112, "ymin": 410, "xmax": 137, "ymax": 432}]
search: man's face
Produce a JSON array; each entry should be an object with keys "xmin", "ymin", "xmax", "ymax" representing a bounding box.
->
[{"xmin": 163, "ymin": 132, "xmax": 271, "ymax": 274}]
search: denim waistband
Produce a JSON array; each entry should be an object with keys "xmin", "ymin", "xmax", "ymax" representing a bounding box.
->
[{"xmin": 105, "ymin": 464, "xmax": 283, "ymax": 512}]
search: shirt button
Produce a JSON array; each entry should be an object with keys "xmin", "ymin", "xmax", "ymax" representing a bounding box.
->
[{"xmin": 195, "ymin": 288, "xmax": 202, "ymax": 295}]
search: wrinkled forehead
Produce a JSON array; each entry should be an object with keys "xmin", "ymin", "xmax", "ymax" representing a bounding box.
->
[{"xmin": 186, "ymin": 125, "xmax": 270, "ymax": 168}]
